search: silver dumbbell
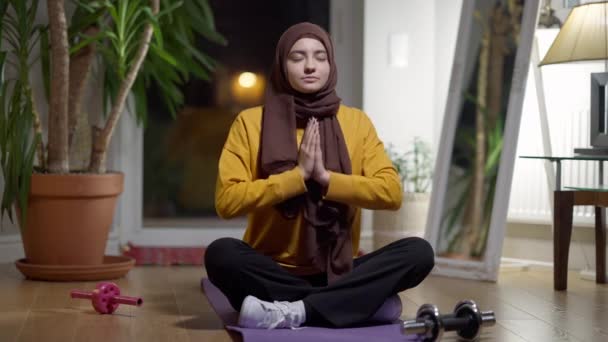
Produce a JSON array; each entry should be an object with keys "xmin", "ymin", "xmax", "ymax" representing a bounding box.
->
[{"xmin": 401, "ymin": 300, "xmax": 496, "ymax": 341}]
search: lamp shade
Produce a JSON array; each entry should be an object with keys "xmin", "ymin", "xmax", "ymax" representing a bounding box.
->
[{"xmin": 539, "ymin": 1, "xmax": 608, "ymax": 66}]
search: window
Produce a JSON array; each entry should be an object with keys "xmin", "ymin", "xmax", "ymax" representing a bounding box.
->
[{"xmin": 143, "ymin": 0, "xmax": 329, "ymax": 225}]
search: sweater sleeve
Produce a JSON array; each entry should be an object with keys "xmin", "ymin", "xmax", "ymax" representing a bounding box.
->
[
  {"xmin": 324, "ymin": 112, "xmax": 402, "ymax": 210},
  {"xmin": 215, "ymin": 114, "xmax": 307, "ymax": 219}
]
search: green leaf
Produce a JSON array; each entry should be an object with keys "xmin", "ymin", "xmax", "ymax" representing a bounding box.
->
[
  {"xmin": 485, "ymin": 139, "xmax": 503, "ymax": 174},
  {"xmin": 124, "ymin": 19, "xmax": 150, "ymax": 49},
  {"xmin": 138, "ymin": 7, "xmax": 163, "ymax": 43},
  {"xmin": 132, "ymin": 76, "xmax": 149, "ymax": 127},
  {"xmin": 68, "ymin": 6, "xmax": 104, "ymax": 41},
  {"xmin": 175, "ymin": 34, "xmax": 216, "ymax": 70},
  {"xmin": 198, "ymin": 0, "xmax": 215, "ymax": 29},
  {"xmin": 186, "ymin": 9, "xmax": 227, "ymax": 46},
  {"xmin": 179, "ymin": 56, "xmax": 210, "ymax": 80},
  {"xmin": 95, "ymin": 0, "xmax": 225, "ymax": 128},
  {"xmin": 69, "ymin": 31, "xmax": 105, "ymax": 55},
  {"xmin": 105, "ymin": 1, "xmax": 119, "ymax": 26},
  {"xmin": 158, "ymin": 0, "xmax": 183, "ymax": 19},
  {"xmin": 150, "ymin": 43, "xmax": 178, "ymax": 67}
]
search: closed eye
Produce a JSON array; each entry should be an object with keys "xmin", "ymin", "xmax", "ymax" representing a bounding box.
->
[{"xmin": 288, "ymin": 52, "xmax": 305, "ymax": 62}]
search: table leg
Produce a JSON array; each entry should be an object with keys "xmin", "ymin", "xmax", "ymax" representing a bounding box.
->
[
  {"xmin": 596, "ymin": 207, "xmax": 607, "ymax": 284},
  {"xmin": 555, "ymin": 160, "xmax": 562, "ymax": 190},
  {"xmin": 554, "ymin": 191, "xmax": 574, "ymax": 291}
]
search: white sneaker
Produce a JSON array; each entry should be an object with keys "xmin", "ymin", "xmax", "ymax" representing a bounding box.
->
[
  {"xmin": 370, "ymin": 294, "xmax": 403, "ymax": 322},
  {"xmin": 238, "ymin": 295, "xmax": 306, "ymax": 329}
]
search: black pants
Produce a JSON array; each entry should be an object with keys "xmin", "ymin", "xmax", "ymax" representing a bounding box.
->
[{"xmin": 204, "ymin": 236, "xmax": 434, "ymax": 328}]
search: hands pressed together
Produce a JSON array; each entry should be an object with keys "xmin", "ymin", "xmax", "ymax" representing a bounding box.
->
[{"xmin": 298, "ymin": 117, "xmax": 330, "ymax": 187}]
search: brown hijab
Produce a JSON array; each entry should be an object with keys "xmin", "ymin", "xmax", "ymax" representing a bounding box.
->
[{"xmin": 260, "ymin": 22, "xmax": 354, "ymax": 283}]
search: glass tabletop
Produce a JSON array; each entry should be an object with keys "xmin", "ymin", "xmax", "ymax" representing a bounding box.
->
[
  {"xmin": 520, "ymin": 155, "xmax": 608, "ymax": 191},
  {"xmin": 519, "ymin": 155, "xmax": 608, "ymax": 161},
  {"xmin": 564, "ymin": 185, "xmax": 608, "ymax": 192}
]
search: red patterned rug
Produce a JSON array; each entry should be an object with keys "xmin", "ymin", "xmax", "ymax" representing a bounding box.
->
[
  {"xmin": 122, "ymin": 242, "xmax": 366, "ymax": 266},
  {"xmin": 122, "ymin": 242, "xmax": 206, "ymax": 266}
]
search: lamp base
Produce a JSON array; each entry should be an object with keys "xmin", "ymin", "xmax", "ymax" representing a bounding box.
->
[{"xmin": 574, "ymin": 147, "xmax": 608, "ymax": 155}]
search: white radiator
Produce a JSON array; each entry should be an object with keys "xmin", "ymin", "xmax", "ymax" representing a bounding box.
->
[{"xmin": 509, "ymin": 105, "xmax": 596, "ymax": 225}]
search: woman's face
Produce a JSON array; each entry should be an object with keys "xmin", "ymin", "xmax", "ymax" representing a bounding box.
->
[{"xmin": 285, "ymin": 38, "xmax": 330, "ymax": 94}]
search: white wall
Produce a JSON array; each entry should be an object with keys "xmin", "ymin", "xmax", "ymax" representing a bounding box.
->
[
  {"xmin": 433, "ymin": 0, "xmax": 463, "ymax": 150},
  {"xmin": 361, "ymin": 0, "xmax": 462, "ymax": 162},
  {"xmin": 363, "ymin": 0, "xmax": 437, "ymax": 153},
  {"xmin": 346, "ymin": 0, "xmax": 461, "ymax": 244}
]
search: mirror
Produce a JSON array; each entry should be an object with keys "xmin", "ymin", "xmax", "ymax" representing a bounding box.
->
[{"xmin": 426, "ymin": 0, "xmax": 540, "ymax": 281}]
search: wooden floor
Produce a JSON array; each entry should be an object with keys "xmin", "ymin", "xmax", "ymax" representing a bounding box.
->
[{"xmin": 0, "ymin": 263, "xmax": 607, "ymax": 342}]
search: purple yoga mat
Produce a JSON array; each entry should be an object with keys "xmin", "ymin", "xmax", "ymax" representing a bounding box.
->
[{"xmin": 201, "ymin": 278, "xmax": 421, "ymax": 342}]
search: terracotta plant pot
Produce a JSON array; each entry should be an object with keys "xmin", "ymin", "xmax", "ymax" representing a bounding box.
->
[{"xmin": 19, "ymin": 172, "xmax": 124, "ymax": 265}]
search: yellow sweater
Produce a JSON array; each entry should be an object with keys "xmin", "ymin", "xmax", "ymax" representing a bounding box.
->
[{"xmin": 215, "ymin": 104, "xmax": 402, "ymax": 274}]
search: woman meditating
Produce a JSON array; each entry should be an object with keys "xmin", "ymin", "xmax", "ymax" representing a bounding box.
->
[{"xmin": 205, "ymin": 22, "xmax": 434, "ymax": 329}]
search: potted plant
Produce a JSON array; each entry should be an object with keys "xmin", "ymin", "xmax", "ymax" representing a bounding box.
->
[
  {"xmin": 0, "ymin": 0, "xmax": 224, "ymax": 280},
  {"xmin": 373, "ymin": 137, "xmax": 433, "ymax": 250}
]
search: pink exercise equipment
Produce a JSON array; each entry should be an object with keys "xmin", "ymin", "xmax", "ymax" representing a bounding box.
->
[{"xmin": 70, "ymin": 282, "xmax": 143, "ymax": 314}]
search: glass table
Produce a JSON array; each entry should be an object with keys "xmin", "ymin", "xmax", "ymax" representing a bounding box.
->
[
  {"xmin": 519, "ymin": 156, "xmax": 607, "ymax": 290},
  {"xmin": 519, "ymin": 155, "xmax": 608, "ymax": 190}
]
